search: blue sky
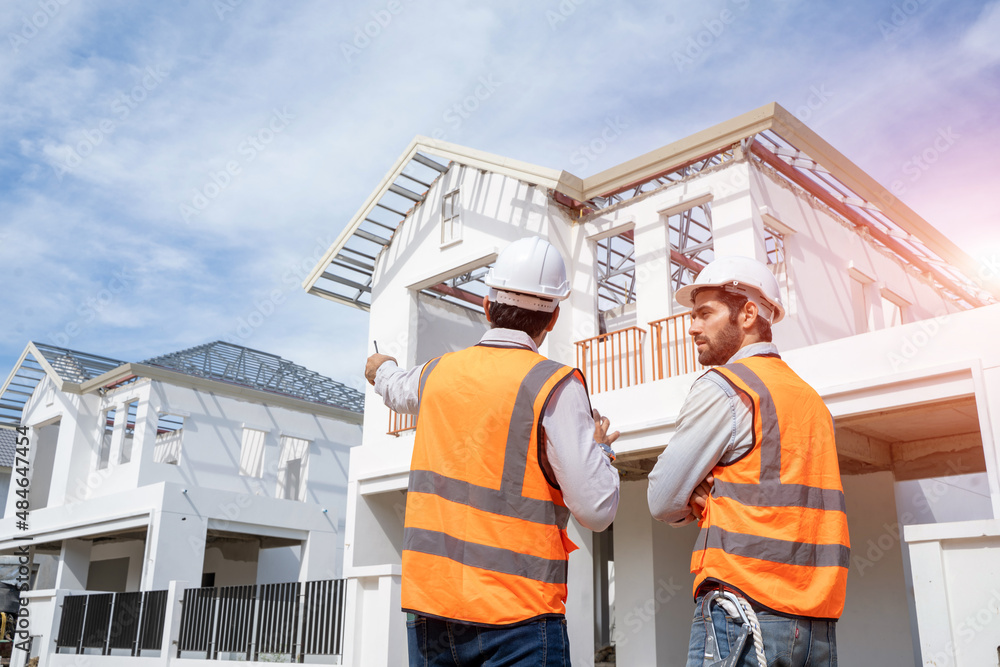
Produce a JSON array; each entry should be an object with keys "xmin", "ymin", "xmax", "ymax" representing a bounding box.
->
[{"xmin": 1, "ymin": 0, "xmax": 998, "ymax": 392}]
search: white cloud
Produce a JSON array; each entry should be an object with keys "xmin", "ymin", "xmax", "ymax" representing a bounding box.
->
[
  {"xmin": 963, "ymin": 0, "xmax": 1000, "ymax": 62},
  {"xmin": 1, "ymin": 0, "xmax": 998, "ymax": 381}
]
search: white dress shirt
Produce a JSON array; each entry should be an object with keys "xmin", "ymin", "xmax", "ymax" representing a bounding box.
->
[{"xmin": 647, "ymin": 342, "xmax": 779, "ymax": 524}]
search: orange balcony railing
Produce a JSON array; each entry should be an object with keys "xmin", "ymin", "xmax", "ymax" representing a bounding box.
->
[
  {"xmin": 575, "ymin": 326, "xmax": 646, "ymax": 394},
  {"xmin": 388, "ymin": 409, "xmax": 416, "ymax": 436},
  {"xmin": 649, "ymin": 312, "xmax": 704, "ymax": 380}
]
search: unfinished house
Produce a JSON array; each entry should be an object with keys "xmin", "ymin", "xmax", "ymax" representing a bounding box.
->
[
  {"xmin": 0, "ymin": 340, "xmax": 363, "ymax": 667},
  {"xmin": 303, "ymin": 102, "xmax": 1000, "ymax": 667}
]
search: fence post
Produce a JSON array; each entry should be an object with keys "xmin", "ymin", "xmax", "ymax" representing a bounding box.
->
[{"xmin": 161, "ymin": 579, "xmax": 189, "ymax": 658}]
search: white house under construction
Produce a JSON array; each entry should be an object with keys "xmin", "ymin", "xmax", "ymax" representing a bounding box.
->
[
  {"xmin": 0, "ymin": 341, "xmax": 364, "ymax": 666},
  {"xmin": 303, "ymin": 102, "xmax": 1000, "ymax": 666}
]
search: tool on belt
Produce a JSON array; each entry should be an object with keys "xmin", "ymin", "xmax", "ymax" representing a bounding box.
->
[{"xmin": 701, "ymin": 589, "xmax": 767, "ymax": 667}]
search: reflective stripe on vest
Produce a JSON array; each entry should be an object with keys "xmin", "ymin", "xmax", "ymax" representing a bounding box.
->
[
  {"xmin": 692, "ymin": 355, "xmax": 850, "ymax": 619},
  {"xmin": 402, "ymin": 345, "xmax": 582, "ymax": 626}
]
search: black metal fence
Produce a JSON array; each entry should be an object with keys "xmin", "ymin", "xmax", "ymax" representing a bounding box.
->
[
  {"xmin": 55, "ymin": 589, "xmax": 168, "ymax": 655},
  {"xmin": 177, "ymin": 579, "xmax": 347, "ymax": 661}
]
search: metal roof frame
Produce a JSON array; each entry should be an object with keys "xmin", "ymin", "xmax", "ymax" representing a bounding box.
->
[
  {"xmin": 306, "ymin": 102, "xmax": 998, "ymax": 313},
  {"xmin": 0, "ymin": 340, "xmax": 365, "ymax": 430},
  {"xmin": 0, "ymin": 342, "xmax": 125, "ymax": 429},
  {"xmin": 141, "ymin": 341, "xmax": 364, "ymax": 414}
]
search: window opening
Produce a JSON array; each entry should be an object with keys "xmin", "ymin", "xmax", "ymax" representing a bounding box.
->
[
  {"xmin": 668, "ymin": 202, "xmax": 715, "ymax": 294},
  {"xmin": 278, "ymin": 436, "xmax": 310, "ymax": 501},
  {"xmin": 596, "ymin": 231, "xmax": 636, "ymax": 333},
  {"xmin": 239, "ymin": 428, "xmax": 266, "ymax": 478},
  {"xmin": 419, "ymin": 263, "xmax": 493, "ymax": 312},
  {"xmin": 441, "ymin": 189, "xmax": 461, "ymax": 246},
  {"xmin": 120, "ymin": 400, "xmax": 138, "ymax": 464},
  {"xmin": 98, "ymin": 407, "xmax": 116, "ymax": 470},
  {"xmin": 154, "ymin": 413, "xmax": 184, "ymax": 465},
  {"xmin": 880, "ymin": 290, "xmax": 909, "ymax": 328},
  {"xmin": 763, "ymin": 225, "xmax": 785, "ymax": 265},
  {"xmin": 850, "ymin": 274, "xmax": 876, "ymax": 334}
]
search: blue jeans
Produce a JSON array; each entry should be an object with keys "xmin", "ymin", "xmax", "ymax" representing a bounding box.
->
[
  {"xmin": 686, "ymin": 593, "xmax": 837, "ymax": 666},
  {"xmin": 406, "ymin": 614, "xmax": 570, "ymax": 667}
]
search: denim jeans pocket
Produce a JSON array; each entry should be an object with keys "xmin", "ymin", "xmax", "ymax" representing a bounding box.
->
[{"xmin": 757, "ymin": 614, "xmax": 797, "ymax": 665}]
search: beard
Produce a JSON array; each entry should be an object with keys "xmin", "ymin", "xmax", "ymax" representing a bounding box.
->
[{"xmin": 695, "ymin": 321, "xmax": 743, "ymax": 366}]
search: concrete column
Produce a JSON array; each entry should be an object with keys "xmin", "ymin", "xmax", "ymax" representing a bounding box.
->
[
  {"xmin": 558, "ymin": 222, "xmax": 600, "ymax": 366},
  {"xmin": 708, "ymin": 163, "xmax": 764, "ymax": 261},
  {"xmin": 651, "ymin": 521, "xmax": 699, "ymax": 666},
  {"xmin": 54, "ymin": 539, "xmax": 91, "ymax": 590},
  {"xmin": 299, "ymin": 530, "xmax": 340, "ymax": 582},
  {"xmin": 342, "ymin": 573, "xmax": 405, "ymax": 667},
  {"xmin": 974, "ymin": 366, "xmax": 1000, "ymax": 521},
  {"xmin": 160, "ymin": 579, "xmax": 190, "ymax": 659},
  {"xmin": 566, "ymin": 518, "xmax": 595, "ymax": 667},
  {"xmin": 611, "ymin": 480, "xmax": 658, "ymax": 667},
  {"xmin": 633, "ymin": 215, "xmax": 674, "ymax": 383},
  {"xmin": 42, "ymin": 416, "xmax": 78, "ymax": 508},
  {"xmin": 47, "ymin": 396, "xmax": 102, "ymax": 508},
  {"xmin": 840, "ymin": 472, "xmax": 916, "ymax": 666},
  {"xmin": 341, "ymin": 577, "xmax": 363, "ymax": 667},
  {"xmin": 906, "ymin": 539, "xmax": 952, "ymax": 666},
  {"xmin": 633, "ymin": 214, "xmax": 673, "ymax": 327},
  {"xmin": 142, "ymin": 510, "xmax": 207, "ymax": 590},
  {"xmin": 35, "ymin": 590, "xmax": 67, "ymax": 667}
]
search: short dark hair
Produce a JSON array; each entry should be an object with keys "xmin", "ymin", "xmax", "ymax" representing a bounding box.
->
[
  {"xmin": 696, "ymin": 288, "xmax": 773, "ymax": 342},
  {"xmin": 487, "ymin": 301, "xmax": 555, "ymax": 338}
]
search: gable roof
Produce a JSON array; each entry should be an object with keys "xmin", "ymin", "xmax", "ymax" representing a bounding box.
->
[
  {"xmin": 304, "ymin": 102, "xmax": 997, "ymax": 312},
  {"xmin": 0, "ymin": 341, "xmax": 364, "ymax": 429},
  {"xmin": 0, "ymin": 342, "xmax": 126, "ymax": 429}
]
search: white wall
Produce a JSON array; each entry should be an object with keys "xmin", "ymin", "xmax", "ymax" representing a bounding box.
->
[
  {"xmin": 89, "ymin": 539, "xmax": 145, "ymax": 591},
  {"xmin": 135, "ymin": 380, "xmax": 359, "ymax": 506},
  {"xmin": 895, "ymin": 473, "xmax": 994, "ymax": 525},
  {"xmin": 257, "ymin": 545, "xmax": 301, "ymax": 584},
  {"xmin": 840, "ymin": 472, "xmax": 917, "ymax": 666},
  {"xmin": 203, "ymin": 542, "xmax": 259, "ymax": 587},
  {"xmin": 749, "ymin": 164, "xmax": 959, "ymax": 353}
]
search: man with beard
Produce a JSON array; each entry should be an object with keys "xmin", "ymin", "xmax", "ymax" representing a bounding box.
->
[{"xmin": 647, "ymin": 256, "xmax": 849, "ymax": 667}]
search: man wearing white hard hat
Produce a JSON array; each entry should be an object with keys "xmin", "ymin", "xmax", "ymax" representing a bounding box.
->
[
  {"xmin": 647, "ymin": 256, "xmax": 849, "ymax": 667},
  {"xmin": 365, "ymin": 236, "xmax": 620, "ymax": 667}
]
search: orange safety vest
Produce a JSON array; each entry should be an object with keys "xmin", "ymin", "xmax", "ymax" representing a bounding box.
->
[
  {"xmin": 401, "ymin": 343, "xmax": 584, "ymax": 626},
  {"xmin": 691, "ymin": 354, "xmax": 850, "ymax": 619}
]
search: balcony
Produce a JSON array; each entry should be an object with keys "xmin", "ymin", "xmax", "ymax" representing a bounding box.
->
[
  {"xmin": 575, "ymin": 312, "xmax": 704, "ymax": 395},
  {"xmin": 575, "ymin": 327, "xmax": 646, "ymax": 394},
  {"xmin": 388, "ymin": 409, "xmax": 416, "ymax": 436}
]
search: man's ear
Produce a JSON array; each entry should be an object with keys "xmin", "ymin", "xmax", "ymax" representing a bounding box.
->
[
  {"xmin": 483, "ymin": 296, "xmax": 492, "ymax": 323},
  {"xmin": 741, "ymin": 300, "xmax": 759, "ymax": 332},
  {"xmin": 545, "ymin": 305, "xmax": 561, "ymax": 332}
]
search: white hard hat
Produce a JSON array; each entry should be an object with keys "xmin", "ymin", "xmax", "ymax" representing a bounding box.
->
[
  {"xmin": 484, "ymin": 237, "xmax": 571, "ymax": 313},
  {"xmin": 674, "ymin": 256, "xmax": 785, "ymax": 324}
]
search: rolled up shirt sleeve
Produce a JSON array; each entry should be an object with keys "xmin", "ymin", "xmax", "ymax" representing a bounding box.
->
[
  {"xmin": 543, "ymin": 377, "xmax": 620, "ymax": 532},
  {"xmin": 647, "ymin": 377, "xmax": 739, "ymax": 524}
]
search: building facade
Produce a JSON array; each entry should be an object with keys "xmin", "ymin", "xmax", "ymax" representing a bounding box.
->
[
  {"xmin": 304, "ymin": 103, "xmax": 1000, "ymax": 666},
  {"xmin": 0, "ymin": 341, "xmax": 364, "ymax": 666}
]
